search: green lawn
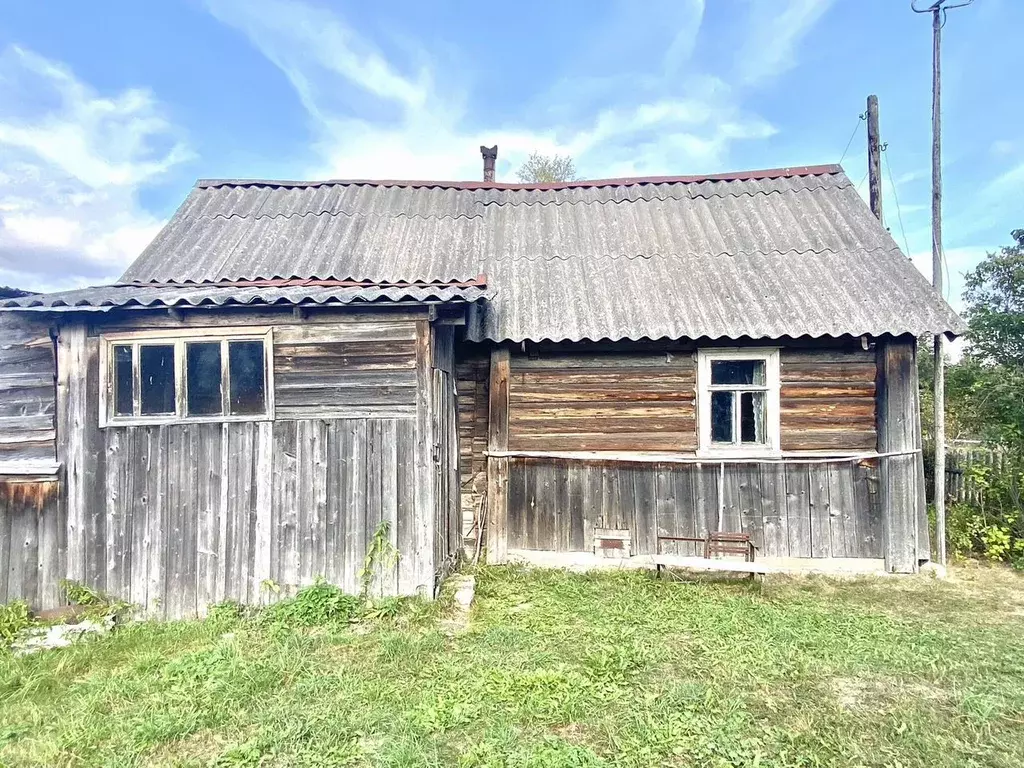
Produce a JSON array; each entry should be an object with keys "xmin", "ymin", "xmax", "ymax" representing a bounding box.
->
[{"xmin": 2, "ymin": 564, "xmax": 1023, "ymax": 767}]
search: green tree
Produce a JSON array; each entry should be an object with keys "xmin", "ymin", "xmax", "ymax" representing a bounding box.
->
[
  {"xmin": 939, "ymin": 230, "xmax": 1024, "ymax": 448},
  {"xmin": 515, "ymin": 152, "xmax": 580, "ymax": 184}
]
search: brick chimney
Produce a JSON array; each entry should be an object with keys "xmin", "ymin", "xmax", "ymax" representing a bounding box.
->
[{"xmin": 480, "ymin": 145, "xmax": 497, "ymax": 182}]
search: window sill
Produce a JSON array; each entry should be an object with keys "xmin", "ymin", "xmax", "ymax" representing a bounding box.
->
[
  {"xmin": 696, "ymin": 448, "xmax": 782, "ymax": 460},
  {"xmin": 101, "ymin": 414, "xmax": 273, "ymax": 428}
]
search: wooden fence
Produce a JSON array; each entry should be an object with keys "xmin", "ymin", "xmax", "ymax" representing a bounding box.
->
[{"xmin": 944, "ymin": 444, "xmax": 1013, "ymax": 506}]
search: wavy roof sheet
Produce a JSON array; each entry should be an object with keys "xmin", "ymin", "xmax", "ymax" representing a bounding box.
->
[
  {"xmin": 1, "ymin": 283, "xmax": 488, "ymax": 312},
  {"xmin": 9, "ymin": 165, "xmax": 964, "ymax": 340}
]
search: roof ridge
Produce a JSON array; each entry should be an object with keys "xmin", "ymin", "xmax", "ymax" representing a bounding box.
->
[{"xmin": 195, "ymin": 164, "xmax": 844, "ymax": 192}]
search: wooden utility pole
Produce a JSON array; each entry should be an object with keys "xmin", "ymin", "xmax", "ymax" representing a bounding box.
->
[
  {"xmin": 867, "ymin": 95, "xmax": 883, "ymax": 223},
  {"xmin": 913, "ymin": 0, "xmax": 972, "ymax": 567}
]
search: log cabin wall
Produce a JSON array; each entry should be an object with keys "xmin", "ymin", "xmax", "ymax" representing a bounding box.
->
[
  {"xmin": 38, "ymin": 308, "xmax": 447, "ymax": 618},
  {"xmin": 483, "ymin": 337, "xmax": 922, "ymax": 568}
]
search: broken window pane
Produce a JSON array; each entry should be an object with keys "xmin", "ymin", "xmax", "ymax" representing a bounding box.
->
[
  {"xmin": 113, "ymin": 345, "xmax": 133, "ymax": 416},
  {"xmin": 187, "ymin": 342, "xmax": 222, "ymax": 416},
  {"xmin": 711, "ymin": 390, "xmax": 733, "ymax": 443},
  {"xmin": 740, "ymin": 391, "xmax": 766, "ymax": 444},
  {"xmin": 711, "ymin": 359, "xmax": 765, "ymax": 386},
  {"xmin": 229, "ymin": 340, "xmax": 265, "ymax": 415},
  {"xmin": 140, "ymin": 344, "xmax": 176, "ymax": 415}
]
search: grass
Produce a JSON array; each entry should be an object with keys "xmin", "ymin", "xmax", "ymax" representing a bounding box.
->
[{"xmin": 1, "ymin": 563, "xmax": 1023, "ymax": 767}]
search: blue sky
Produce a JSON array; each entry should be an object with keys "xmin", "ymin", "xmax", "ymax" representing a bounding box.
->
[{"xmin": 0, "ymin": 0, "xmax": 1020, "ymax": 308}]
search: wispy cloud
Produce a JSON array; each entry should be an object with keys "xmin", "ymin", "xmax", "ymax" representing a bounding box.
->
[
  {"xmin": 733, "ymin": 0, "xmax": 834, "ymax": 87},
  {"xmin": 204, "ymin": 0, "xmax": 811, "ymax": 182},
  {"xmin": 0, "ymin": 46, "xmax": 190, "ymax": 291}
]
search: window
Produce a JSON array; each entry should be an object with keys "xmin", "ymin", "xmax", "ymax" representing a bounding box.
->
[
  {"xmin": 697, "ymin": 349, "xmax": 780, "ymax": 455},
  {"xmin": 101, "ymin": 329, "xmax": 273, "ymax": 425}
]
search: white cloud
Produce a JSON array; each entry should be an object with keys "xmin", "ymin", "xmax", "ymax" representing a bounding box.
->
[
  {"xmin": 205, "ymin": 0, "xmax": 799, "ymax": 183},
  {"xmin": 733, "ymin": 0, "xmax": 835, "ymax": 87},
  {"xmin": 0, "ymin": 46, "xmax": 190, "ymax": 291}
]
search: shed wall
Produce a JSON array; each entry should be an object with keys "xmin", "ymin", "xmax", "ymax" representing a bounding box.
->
[
  {"xmin": 41, "ymin": 310, "xmax": 443, "ymax": 618},
  {"xmin": 0, "ymin": 314, "xmax": 55, "ymax": 464}
]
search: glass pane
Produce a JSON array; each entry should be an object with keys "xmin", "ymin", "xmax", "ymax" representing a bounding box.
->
[
  {"xmin": 113, "ymin": 345, "xmax": 133, "ymax": 416},
  {"xmin": 229, "ymin": 340, "xmax": 266, "ymax": 415},
  {"xmin": 711, "ymin": 391, "xmax": 734, "ymax": 444},
  {"xmin": 740, "ymin": 391, "xmax": 766, "ymax": 444},
  {"xmin": 711, "ymin": 359, "xmax": 765, "ymax": 386},
  {"xmin": 140, "ymin": 345, "xmax": 176, "ymax": 415},
  {"xmin": 187, "ymin": 342, "xmax": 222, "ymax": 416}
]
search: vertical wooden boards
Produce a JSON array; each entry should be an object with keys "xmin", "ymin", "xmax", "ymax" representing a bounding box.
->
[
  {"xmin": 253, "ymin": 421, "xmax": 274, "ymax": 604},
  {"xmin": 507, "ymin": 458, "xmax": 528, "ymax": 549},
  {"xmin": 631, "ymin": 465, "xmax": 656, "ymax": 555},
  {"xmin": 273, "ymin": 421, "xmax": 299, "ymax": 596},
  {"xmin": 758, "ymin": 462, "xmax": 788, "ymax": 558},
  {"xmin": 877, "ymin": 338, "xmax": 923, "ymax": 573},
  {"xmin": 0, "ymin": 480, "xmax": 59, "ymax": 608},
  {"xmin": 485, "ymin": 347, "xmax": 510, "ymax": 564},
  {"xmin": 413, "ymin": 320, "xmax": 436, "ymax": 593},
  {"xmin": 808, "ymin": 464, "xmax": 832, "ymax": 558},
  {"xmin": 828, "ymin": 463, "xmax": 859, "ymax": 558},
  {"xmin": 785, "ymin": 464, "xmax": 812, "ymax": 558},
  {"xmin": 395, "ymin": 418, "xmax": 417, "ymax": 594},
  {"xmin": 57, "ymin": 323, "xmax": 88, "ymax": 584}
]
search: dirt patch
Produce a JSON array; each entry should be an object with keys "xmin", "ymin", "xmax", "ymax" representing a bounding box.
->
[
  {"xmin": 146, "ymin": 726, "xmax": 256, "ymax": 766},
  {"xmin": 831, "ymin": 676, "xmax": 948, "ymax": 711}
]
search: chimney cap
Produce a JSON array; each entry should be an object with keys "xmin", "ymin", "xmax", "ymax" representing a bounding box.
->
[{"xmin": 480, "ymin": 145, "xmax": 498, "ymax": 159}]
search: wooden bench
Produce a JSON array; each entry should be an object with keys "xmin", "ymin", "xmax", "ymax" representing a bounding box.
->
[{"xmin": 654, "ymin": 532, "xmax": 762, "ymax": 579}]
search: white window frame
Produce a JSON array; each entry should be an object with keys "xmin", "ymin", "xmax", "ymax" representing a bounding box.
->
[
  {"xmin": 697, "ymin": 348, "xmax": 780, "ymax": 457},
  {"xmin": 99, "ymin": 327, "xmax": 275, "ymax": 427}
]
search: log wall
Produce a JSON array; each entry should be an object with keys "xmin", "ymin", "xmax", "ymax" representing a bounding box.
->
[
  {"xmin": 507, "ymin": 353, "xmax": 697, "ymax": 452},
  {"xmin": 780, "ymin": 348, "xmax": 877, "ymax": 451}
]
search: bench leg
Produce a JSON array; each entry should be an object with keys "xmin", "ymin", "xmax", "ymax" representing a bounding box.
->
[{"xmin": 656, "ymin": 563, "xmax": 663, "ymax": 580}]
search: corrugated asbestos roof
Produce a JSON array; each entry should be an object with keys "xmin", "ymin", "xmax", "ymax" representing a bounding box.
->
[
  {"xmin": 0, "ymin": 283, "xmax": 488, "ymax": 312},
  {"xmin": 3, "ymin": 164, "xmax": 964, "ymax": 341}
]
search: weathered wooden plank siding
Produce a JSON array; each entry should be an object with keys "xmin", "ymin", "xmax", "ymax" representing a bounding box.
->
[
  {"xmin": 0, "ymin": 478, "xmax": 63, "ymax": 608},
  {"xmin": 780, "ymin": 348, "xmax": 877, "ymax": 451},
  {"xmin": 67, "ymin": 418, "xmax": 424, "ymax": 618},
  {"xmin": 273, "ymin": 323, "xmax": 418, "ymax": 419},
  {"xmin": 505, "ymin": 458, "xmax": 884, "ymax": 559},
  {"xmin": 0, "ymin": 315, "xmax": 56, "ymax": 463},
  {"xmin": 507, "ymin": 353, "xmax": 697, "ymax": 452},
  {"xmin": 456, "ymin": 349, "xmax": 488, "ymax": 550}
]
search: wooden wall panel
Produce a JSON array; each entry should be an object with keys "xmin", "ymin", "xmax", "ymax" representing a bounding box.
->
[
  {"xmin": 780, "ymin": 349, "xmax": 877, "ymax": 451},
  {"xmin": 273, "ymin": 324, "xmax": 418, "ymax": 419},
  {"xmin": 0, "ymin": 478, "xmax": 63, "ymax": 609},
  {"xmin": 55, "ymin": 418, "xmax": 425, "ymax": 619},
  {"xmin": 505, "ymin": 458, "xmax": 884, "ymax": 560},
  {"xmin": 0, "ymin": 315, "xmax": 56, "ymax": 463},
  {"xmin": 507, "ymin": 354, "xmax": 697, "ymax": 452},
  {"xmin": 456, "ymin": 351, "xmax": 489, "ymax": 549}
]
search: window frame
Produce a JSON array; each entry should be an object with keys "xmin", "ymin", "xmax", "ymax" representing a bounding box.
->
[
  {"xmin": 696, "ymin": 348, "xmax": 780, "ymax": 457},
  {"xmin": 99, "ymin": 327, "xmax": 275, "ymax": 427}
]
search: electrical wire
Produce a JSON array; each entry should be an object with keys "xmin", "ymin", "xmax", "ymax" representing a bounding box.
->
[
  {"xmin": 882, "ymin": 149, "xmax": 913, "ymax": 259},
  {"xmin": 837, "ymin": 113, "xmax": 866, "ymax": 168}
]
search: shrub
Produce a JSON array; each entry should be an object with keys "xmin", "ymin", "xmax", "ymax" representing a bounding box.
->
[
  {"xmin": 942, "ymin": 452, "xmax": 1024, "ymax": 569},
  {"xmin": 259, "ymin": 579, "xmax": 361, "ymax": 628}
]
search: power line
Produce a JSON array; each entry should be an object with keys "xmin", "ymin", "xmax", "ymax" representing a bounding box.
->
[
  {"xmin": 837, "ymin": 113, "xmax": 866, "ymax": 168},
  {"xmin": 882, "ymin": 148, "xmax": 912, "ymax": 259}
]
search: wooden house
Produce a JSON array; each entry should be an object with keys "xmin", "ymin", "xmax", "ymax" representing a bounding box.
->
[{"xmin": 0, "ymin": 155, "xmax": 963, "ymax": 617}]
